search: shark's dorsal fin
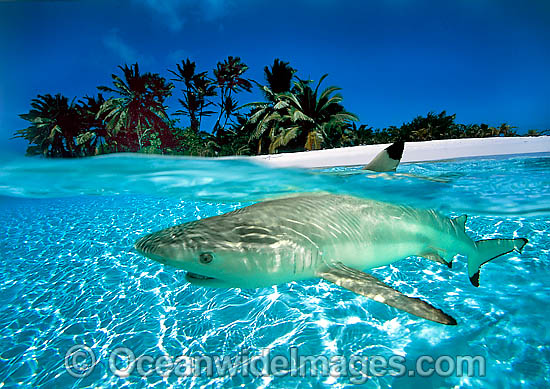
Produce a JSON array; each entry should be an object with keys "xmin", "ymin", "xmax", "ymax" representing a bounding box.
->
[
  {"xmin": 317, "ymin": 262, "xmax": 457, "ymax": 325},
  {"xmin": 452, "ymin": 214, "xmax": 468, "ymax": 231},
  {"xmin": 362, "ymin": 141, "xmax": 405, "ymax": 172}
]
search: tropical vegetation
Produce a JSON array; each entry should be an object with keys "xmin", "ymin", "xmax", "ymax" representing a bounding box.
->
[{"xmin": 14, "ymin": 57, "xmax": 544, "ymax": 158}]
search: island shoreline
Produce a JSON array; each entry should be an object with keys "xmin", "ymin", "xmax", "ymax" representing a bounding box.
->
[{"xmin": 245, "ymin": 136, "xmax": 550, "ymax": 169}]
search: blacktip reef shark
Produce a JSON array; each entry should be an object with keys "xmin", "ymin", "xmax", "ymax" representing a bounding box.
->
[{"xmin": 135, "ymin": 193, "xmax": 528, "ymax": 325}]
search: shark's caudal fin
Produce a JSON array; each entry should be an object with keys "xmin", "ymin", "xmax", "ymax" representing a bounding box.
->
[
  {"xmin": 363, "ymin": 141, "xmax": 405, "ymax": 172},
  {"xmin": 468, "ymin": 238, "xmax": 528, "ymax": 287},
  {"xmin": 318, "ymin": 262, "xmax": 457, "ymax": 325}
]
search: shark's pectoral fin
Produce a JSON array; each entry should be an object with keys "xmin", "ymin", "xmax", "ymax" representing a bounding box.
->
[
  {"xmin": 423, "ymin": 253, "xmax": 452, "ymax": 268},
  {"xmin": 452, "ymin": 214, "xmax": 468, "ymax": 230},
  {"xmin": 420, "ymin": 249, "xmax": 452, "ymax": 268},
  {"xmin": 317, "ymin": 263, "xmax": 457, "ymax": 325}
]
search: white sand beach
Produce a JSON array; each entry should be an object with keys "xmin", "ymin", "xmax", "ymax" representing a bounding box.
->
[{"xmin": 250, "ymin": 136, "xmax": 550, "ymax": 168}]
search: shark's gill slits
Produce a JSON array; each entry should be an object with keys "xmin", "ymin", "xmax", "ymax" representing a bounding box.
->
[
  {"xmin": 134, "ymin": 235, "xmax": 156, "ymax": 254},
  {"xmin": 237, "ymin": 233, "xmax": 279, "ymax": 245},
  {"xmin": 232, "ymin": 225, "xmax": 273, "ymax": 235},
  {"xmin": 233, "ymin": 225, "xmax": 279, "ymax": 245}
]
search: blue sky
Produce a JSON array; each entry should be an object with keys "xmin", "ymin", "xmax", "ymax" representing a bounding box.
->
[{"xmin": 1, "ymin": 0, "xmax": 549, "ymax": 153}]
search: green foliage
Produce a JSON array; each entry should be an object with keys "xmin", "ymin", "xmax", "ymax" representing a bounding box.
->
[
  {"xmin": 138, "ymin": 133, "xmax": 163, "ymax": 154},
  {"xmin": 98, "ymin": 63, "xmax": 174, "ymax": 152},
  {"xmin": 243, "ymin": 70, "xmax": 358, "ymax": 153},
  {"xmin": 525, "ymin": 129, "xmax": 550, "ymax": 137},
  {"xmin": 169, "ymin": 59, "xmax": 217, "ymax": 132},
  {"xmin": 356, "ymin": 112, "xmax": 520, "ymax": 144},
  {"xmin": 14, "ymin": 58, "xmax": 525, "ymax": 159},
  {"xmin": 215, "ymin": 115, "xmax": 256, "ymax": 156},
  {"xmin": 14, "ymin": 93, "xmax": 107, "ymax": 157},
  {"xmin": 168, "ymin": 126, "xmax": 217, "ymax": 157},
  {"xmin": 76, "ymin": 94, "xmax": 108, "ymax": 155},
  {"xmin": 264, "ymin": 59, "xmax": 296, "ymax": 96},
  {"xmin": 212, "ymin": 56, "xmax": 252, "ymax": 134},
  {"xmin": 400, "ymin": 111, "xmax": 456, "ymax": 140}
]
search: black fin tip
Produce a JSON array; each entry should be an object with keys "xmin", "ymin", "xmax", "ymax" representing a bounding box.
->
[
  {"xmin": 385, "ymin": 140, "xmax": 405, "ymax": 160},
  {"xmin": 470, "ymin": 271, "xmax": 480, "ymax": 287}
]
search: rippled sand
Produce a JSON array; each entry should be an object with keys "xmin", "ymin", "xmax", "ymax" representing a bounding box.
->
[{"xmin": 0, "ymin": 155, "xmax": 549, "ymax": 387}]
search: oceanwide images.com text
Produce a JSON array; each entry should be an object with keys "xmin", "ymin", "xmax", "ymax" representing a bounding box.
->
[{"xmin": 65, "ymin": 345, "xmax": 486, "ymax": 384}]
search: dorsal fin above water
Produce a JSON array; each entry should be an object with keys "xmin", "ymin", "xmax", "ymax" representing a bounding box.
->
[
  {"xmin": 317, "ymin": 262, "xmax": 457, "ymax": 325},
  {"xmin": 452, "ymin": 214, "xmax": 467, "ymax": 231},
  {"xmin": 363, "ymin": 141, "xmax": 405, "ymax": 172}
]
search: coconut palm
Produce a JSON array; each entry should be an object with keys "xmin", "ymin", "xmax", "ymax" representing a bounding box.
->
[
  {"xmin": 401, "ymin": 111, "xmax": 457, "ymax": 141},
  {"xmin": 14, "ymin": 93, "xmax": 83, "ymax": 157},
  {"xmin": 169, "ymin": 59, "xmax": 217, "ymax": 132},
  {"xmin": 497, "ymin": 123, "xmax": 517, "ymax": 137},
  {"xmin": 214, "ymin": 113, "xmax": 257, "ymax": 156},
  {"xmin": 270, "ymin": 75, "xmax": 358, "ymax": 152},
  {"xmin": 263, "ymin": 59, "xmax": 296, "ymax": 98},
  {"xmin": 243, "ymin": 59, "xmax": 296, "ymax": 153},
  {"xmin": 333, "ymin": 122, "xmax": 375, "ymax": 147},
  {"xmin": 98, "ymin": 63, "xmax": 174, "ymax": 152},
  {"xmin": 212, "ymin": 56, "xmax": 252, "ymax": 133},
  {"xmin": 75, "ymin": 94, "xmax": 108, "ymax": 155}
]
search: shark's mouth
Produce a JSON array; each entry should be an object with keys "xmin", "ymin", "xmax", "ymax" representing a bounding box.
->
[{"xmin": 186, "ymin": 272, "xmax": 216, "ymax": 281}]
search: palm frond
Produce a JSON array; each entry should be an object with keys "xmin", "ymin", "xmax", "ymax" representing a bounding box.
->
[{"xmin": 291, "ymin": 109, "xmax": 314, "ymax": 123}]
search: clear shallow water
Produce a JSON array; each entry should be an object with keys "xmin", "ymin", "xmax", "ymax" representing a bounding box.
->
[
  {"xmin": 1, "ymin": 152, "xmax": 550, "ymax": 216},
  {"xmin": 0, "ymin": 153, "xmax": 549, "ymax": 388}
]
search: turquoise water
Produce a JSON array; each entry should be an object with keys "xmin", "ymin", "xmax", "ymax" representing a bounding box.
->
[{"xmin": 0, "ymin": 153, "xmax": 549, "ymax": 387}]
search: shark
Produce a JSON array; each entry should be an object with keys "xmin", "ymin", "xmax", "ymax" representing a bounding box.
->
[{"xmin": 135, "ymin": 193, "xmax": 528, "ymax": 325}]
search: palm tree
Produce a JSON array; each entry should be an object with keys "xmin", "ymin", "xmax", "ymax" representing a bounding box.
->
[
  {"xmin": 214, "ymin": 113, "xmax": 257, "ymax": 156},
  {"xmin": 75, "ymin": 94, "xmax": 108, "ymax": 155},
  {"xmin": 270, "ymin": 75, "xmax": 358, "ymax": 152},
  {"xmin": 497, "ymin": 123, "xmax": 517, "ymax": 137},
  {"xmin": 372, "ymin": 127, "xmax": 394, "ymax": 144},
  {"xmin": 169, "ymin": 59, "xmax": 217, "ymax": 132},
  {"xmin": 336, "ymin": 122, "xmax": 375, "ymax": 147},
  {"xmin": 14, "ymin": 93, "xmax": 83, "ymax": 157},
  {"xmin": 212, "ymin": 56, "xmax": 252, "ymax": 134},
  {"xmin": 264, "ymin": 59, "xmax": 296, "ymax": 97},
  {"xmin": 98, "ymin": 63, "xmax": 174, "ymax": 152},
  {"xmin": 244, "ymin": 59, "xmax": 296, "ymax": 153},
  {"xmin": 402, "ymin": 111, "xmax": 457, "ymax": 141}
]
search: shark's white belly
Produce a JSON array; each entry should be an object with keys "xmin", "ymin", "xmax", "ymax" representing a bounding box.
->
[{"xmin": 315, "ymin": 214, "xmax": 468, "ymax": 272}]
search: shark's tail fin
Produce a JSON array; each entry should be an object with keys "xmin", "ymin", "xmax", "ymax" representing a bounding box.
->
[
  {"xmin": 363, "ymin": 141, "xmax": 404, "ymax": 172},
  {"xmin": 468, "ymin": 238, "xmax": 528, "ymax": 287}
]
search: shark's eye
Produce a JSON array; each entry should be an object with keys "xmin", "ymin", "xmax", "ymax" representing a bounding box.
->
[{"xmin": 199, "ymin": 252, "xmax": 214, "ymax": 264}]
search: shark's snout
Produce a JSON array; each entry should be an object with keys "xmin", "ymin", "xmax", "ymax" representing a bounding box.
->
[{"xmin": 134, "ymin": 228, "xmax": 234, "ymax": 287}]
